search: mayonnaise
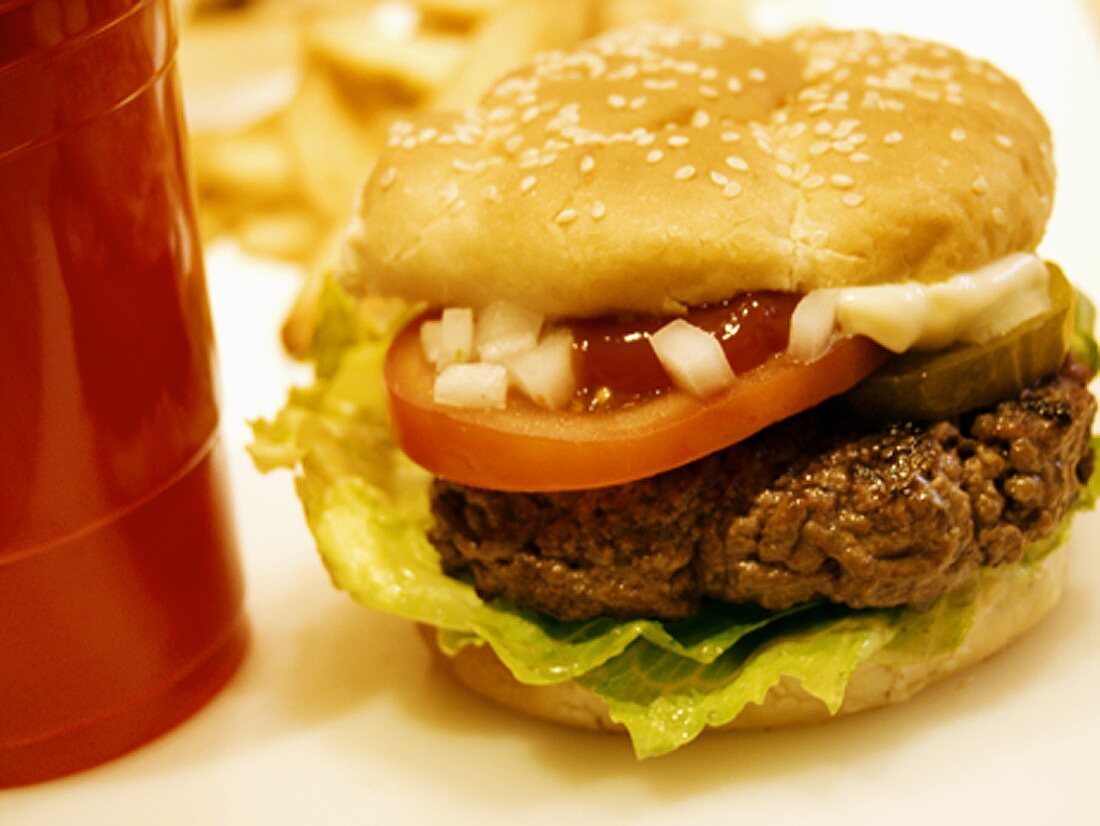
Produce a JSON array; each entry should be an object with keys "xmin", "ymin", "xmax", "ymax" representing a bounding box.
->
[{"xmin": 788, "ymin": 252, "xmax": 1051, "ymax": 362}]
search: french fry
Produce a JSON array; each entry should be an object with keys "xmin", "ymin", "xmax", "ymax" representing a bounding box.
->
[
  {"xmin": 305, "ymin": 8, "xmax": 470, "ymax": 100},
  {"xmin": 597, "ymin": 0, "xmax": 751, "ymax": 33},
  {"xmin": 418, "ymin": 0, "xmax": 513, "ymax": 30},
  {"xmin": 237, "ymin": 210, "xmax": 324, "ymax": 262},
  {"xmin": 192, "ymin": 123, "xmax": 296, "ymax": 204},
  {"xmin": 281, "ymin": 69, "xmax": 381, "ymax": 219},
  {"xmin": 436, "ymin": 0, "xmax": 599, "ymax": 109}
]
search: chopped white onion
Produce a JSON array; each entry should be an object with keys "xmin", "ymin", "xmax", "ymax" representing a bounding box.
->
[
  {"xmin": 433, "ymin": 363, "xmax": 508, "ymax": 409},
  {"xmin": 649, "ymin": 319, "xmax": 734, "ymax": 397},
  {"xmin": 787, "ymin": 289, "xmax": 840, "ymax": 363},
  {"xmin": 475, "ymin": 299, "xmax": 543, "ymax": 363},
  {"xmin": 438, "ymin": 307, "xmax": 474, "ymax": 368},
  {"xmin": 506, "ymin": 329, "xmax": 576, "ymax": 409},
  {"xmin": 420, "ymin": 319, "xmax": 442, "ymax": 364}
]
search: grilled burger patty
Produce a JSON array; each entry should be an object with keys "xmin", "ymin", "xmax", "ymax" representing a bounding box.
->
[{"xmin": 430, "ymin": 366, "xmax": 1096, "ymax": 621}]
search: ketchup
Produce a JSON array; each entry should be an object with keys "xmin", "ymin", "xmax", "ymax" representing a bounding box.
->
[
  {"xmin": 568, "ymin": 292, "xmax": 802, "ymax": 406},
  {"xmin": 0, "ymin": 0, "xmax": 247, "ymax": 786}
]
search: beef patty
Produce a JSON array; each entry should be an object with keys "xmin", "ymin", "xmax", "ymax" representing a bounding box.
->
[{"xmin": 429, "ymin": 368, "xmax": 1096, "ymax": 621}]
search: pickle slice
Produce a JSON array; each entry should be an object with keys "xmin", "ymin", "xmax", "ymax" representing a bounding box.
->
[{"xmin": 845, "ymin": 262, "xmax": 1073, "ymax": 422}]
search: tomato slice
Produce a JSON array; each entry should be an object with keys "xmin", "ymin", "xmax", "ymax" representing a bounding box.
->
[{"xmin": 384, "ymin": 315, "xmax": 889, "ymax": 492}]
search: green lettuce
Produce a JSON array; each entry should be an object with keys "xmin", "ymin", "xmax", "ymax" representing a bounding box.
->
[{"xmin": 252, "ymin": 277, "xmax": 1098, "ymax": 758}]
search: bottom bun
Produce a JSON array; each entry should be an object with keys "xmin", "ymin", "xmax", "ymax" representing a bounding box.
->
[{"xmin": 424, "ymin": 547, "xmax": 1068, "ymax": 733}]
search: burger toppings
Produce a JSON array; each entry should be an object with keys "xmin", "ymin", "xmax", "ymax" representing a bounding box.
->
[
  {"xmin": 387, "ymin": 303, "xmax": 887, "ymax": 491},
  {"xmin": 425, "ymin": 291, "xmax": 805, "ymax": 412},
  {"xmin": 430, "ymin": 365, "xmax": 1096, "ymax": 621},
  {"xmin": 648, "ymin": 318, "xmax": 734, "ymax": 397},
  {"xmin": 432, "ymin": 362, "xmax": 508, "ymax": 410}
]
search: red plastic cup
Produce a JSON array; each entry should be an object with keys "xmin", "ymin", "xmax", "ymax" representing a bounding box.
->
[{"xmin": 0, "ymin": 0, "xmax": 248, "ymax": 786}]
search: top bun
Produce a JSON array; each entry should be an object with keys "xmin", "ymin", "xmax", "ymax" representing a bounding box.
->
[{"xmin": 340, "ymin": 26, "xmax": 1054, "ymax": 318}]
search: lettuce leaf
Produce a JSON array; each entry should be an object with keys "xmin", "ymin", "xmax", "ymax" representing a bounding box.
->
[{"xmin": 252, "ymin": 276, "xmax": 1097, "ymax": 758}]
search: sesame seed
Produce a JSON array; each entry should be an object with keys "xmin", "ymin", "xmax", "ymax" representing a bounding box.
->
[
  {"xmin": 801, "ymin": 174, "xmax": 825, "ymax": 190},
  {"xmin": 700, "ymin": 66, "xmax": 719, "ymax": 81},
  {"xmin": 727, "ymin": 77, "xmax": 743, "ymax": 93},
  {"xmin": 832, "ymin": 140, "xmax": 854, "ymax": 154},
  {"xmin": 809, "ymin": 140, "xmax": 830, "ymax": 156},
  {"xmin": 379, "ymin": 167, "xmax": 398, "ymax": 189},
  {"xmin": 725, "ymin": 155, "xmax": 749, "ymax": 171},
  {"xmin": 692, "ymin": 109, "xmax": 711, "ymax": 129},
  {"xmin": 842, "ymin": 193, "xmax": 865, "ymax": 207},
  {"xmin": 482, "ymin": 184, "xmax": 499, "ymax": 201},
  {"xmin": 723, "ymin": 181, "xmax": 743, "ymax": 198},
  {"xmin": 849, "ymin": 152, "xmax": 871, "ymax": 163},
  {"xmin": 950, "ymin": 128, "xmax": 967, "ymax": 142},
  {"xmin": 591, "ymin": 201, "xmax": 607, "ymax": 220},
  {"xmin": 647, "ymin": 149, "xmax": 664, "ymax": 164},
  {"xmin": 830, "ymin": 173, "xmax": 854, "ymax": 189},
  {"xmin": 721, "ymin": 131, "xmax": 741, "ymax": 143},
  {"xmin": 972, "ymin": 175, "xmax": 989, "ymax": 194},
  {"xmin": 630, "ymin": 96, "xmax": 648, "ymax": 110},
  {"xmin": 556, "ymin": 207, "xmax": 578, "ymax": 224},
  {"xmin": 699, "ymin": 85, "xmax": 719, "ymax": 99},
  {"xmin": 580, "ymin": 155, "xmax": 596, "ymax": 173},
  {"xmin": 675, "ymin": 165, "xmax": 697, "ymax": 181},
  {"xmin": 815, "ymin": 120, "xmax": 834, "ymax": 136},
  {"xmin": 710, "ymin": 170, "xmax": 730, "ymax": 186},
  {"xmin": 992, "ymin": 206, "xmax": 1007, "ymax": 225},
  {"xmin": 775, "ymin": 163, "xmax": 793, "ymax": 181},
  {"xmin": 883, "ymin": 131, "xmax": 903, "ymax": 145},
  {"xmin": 521, "ymin": 106, "xmax": 540, "ymax": 123},
  {"xmin": 608, "ymin": 94, "xmax": 627, "ymax": 109},
  {"xmin": 401, "ymin": 136, "xmax": 417, "ymax": 150},
  {"xmin": 668, "ymin": 134, "xmax": 691, "ymax": 148},
  {"xmin": 520, "ymin": 175, "xmax": 537, "ymax": 193},
  {"xmin": 995, "ymin": 134, "xmax": 1014, "ymax": 149},
  {"xmin": 748, "ymin": 67, "xmax": 767, "ymax": 82}
]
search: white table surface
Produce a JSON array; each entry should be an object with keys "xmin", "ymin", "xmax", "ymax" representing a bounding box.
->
[{"xmin": 6, "ymin": 1, "xmax": 1100, "ymax": 823}]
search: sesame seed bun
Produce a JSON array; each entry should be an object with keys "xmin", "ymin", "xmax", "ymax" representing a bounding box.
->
[
  {"xmin": 425, "ymin": 544, "xmax": 1067, "ymax": 735},
  {"xmin": 340, "ymin": 26, "xmax": 1054, "ymax": 318}
]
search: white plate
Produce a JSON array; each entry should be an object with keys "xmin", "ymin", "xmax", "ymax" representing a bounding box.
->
[{"xmin": 6, "ymin": 2, "xmax": 1100, "ymax": 823}]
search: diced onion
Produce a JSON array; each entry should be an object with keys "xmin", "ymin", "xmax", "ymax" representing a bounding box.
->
[
  {"xmin": 433, "ymin": 363, "xmax": 508, "ymax": 409},
  {"xmin": 507, "ymin": 329, "xmax": 576, "ymax": 409},
  {"xmin": 476, "ymin": 299, "xmax": 543, "ymax": 363},
  {"xmin": 420, "ymin": 320, "xmax": 442, "ymax": 364},
  {"xmin": 788, "ymin": 289, "xmax": 839, "ymax": 363},
  {"xmin": 438, "ymin": 307, "xmax": 474, "ymax": 368},
  {"xmin": 649, "ymin": 319, "xmax": 734, "ymax": 398}
]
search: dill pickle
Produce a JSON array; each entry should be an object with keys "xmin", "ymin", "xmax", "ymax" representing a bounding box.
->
[{"xmin": 845, "ymin": 263, "xmax": 1072, "ymax": 422}]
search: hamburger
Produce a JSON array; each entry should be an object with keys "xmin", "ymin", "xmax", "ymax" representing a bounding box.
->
[{"xmin": 253, "ymin": 26, "xmax": 1099, "ymax": 757}]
